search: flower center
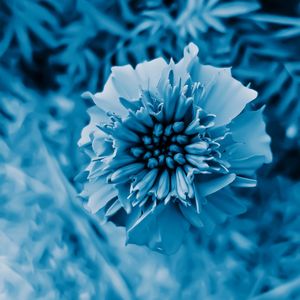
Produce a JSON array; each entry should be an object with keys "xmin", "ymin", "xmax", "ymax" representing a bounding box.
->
[
  {"xmin": 131, "ymin": 120, "xmax": 197, "ymax": 170},
  {"xmin": 99, "ymin": 103, "xmax": 230, "ymax": 185}
]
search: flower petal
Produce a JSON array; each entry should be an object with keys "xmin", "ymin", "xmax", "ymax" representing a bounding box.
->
[
  {"xmin": 157, "ymin": 205, "xmax": 189, "ymax": 255},
  {"xmin": 191, "ymin": 64, "xmax": 230, "ymax": 87},
  {"xmin": 83, "ymin": 177, "xmax": 118, "ymax": 214},
  {"xmin": 110, "ymin": 163, "xmax": 145, "ymax": 183},
  {"xmin": 228, "ymin": 107, "xmax": 273, "ymax": 163},
  {"xmin": 173, "ymin": 42, "xmax": 199, "ymax": 85},
  {"xmin": 127, "ymin": 205, "xmax": 164, "ymax": 246},
  {"xmin": 231, "ymin": 176, "xmax": 257, "ymax": 187},
  {"xmin": 229, "ymin": 155, "xmax": 267, "ymax": 177},
  {"xmin": 111, "ymin": 65, "xmax": 140, "ymax": 99},
  {"xmin": 116, "ymin": 183, "xmax": 132, "ymax": 213},
  {"xmin": 78, "ymin": 105, "xmax": 107, "ymax": 147},
  {"xmin": 175, "ymin": 167, "xmax": 189, "ymax": 200},
  {"xmin": 156, "ymin": 169, "xmax": 170, "ymax": 200},
  {"xmin": 208, "ymin": 188, "xmax": 247, "ymax": 215},
  {"xmin": 194, "ymin": 173, "xmax": 236, "ymax": 197},
  {"xmin": 136, "ymin": 58, "xmax": 168, "ymax": 90},
  {"xmin": 200, "ymin": 68, "xmax": 258, "ymax": 126},
  {"xmin": 133, "ymin": 168, "xmax": 159, "ymax": 200},
  {"xmin": 204, "ymin": 201, "xmax": 227, "ymax": 224},
  {"xmin": 198, "ymin": 210, "xmax": 216, "ymax": 234},
  {"xmin": 179, "ymin": 204, "xmax": 203, "ymax": 228},
  {"xmin": 90, "ymin": 75, "xmax": 128, "ymax": 117},
  {"xmin": 105, "ymin": 199, "xmax": 122, "ymax": 217}
]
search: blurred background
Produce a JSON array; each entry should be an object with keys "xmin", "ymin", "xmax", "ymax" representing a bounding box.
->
[{"xmin": 0, "ymin": 0, "xmax": 300, "ymax": 299}]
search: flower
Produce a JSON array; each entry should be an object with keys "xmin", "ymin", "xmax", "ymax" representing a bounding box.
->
[{"xmin": 79, "ymin": 43, "xmax": 272, "ymax": 254}]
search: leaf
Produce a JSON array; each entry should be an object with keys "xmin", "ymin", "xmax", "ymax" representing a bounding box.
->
[
  {"xmin": 273, "ymin": 27, "xmax": 300, "ymax": 38},
  {"xmin": 15, "ymin": 23, "xmax": 32, "ymax": 62},
  {"xmin": 211, "ymin": 1, "xmax": 261, "ymax": 18},
  {"xmin": 203, "ymin": 12, "xmax": 226, "ymax": 32},
  {"xmin": 245, "ymin": 14, "xmax": 300, "ymax": 26},
  {"xmin": 0, "ymin": 26, "xmax": 13, "ymax": 56},
  {"xmin": 78, "ymin": 0, "xmax": 128, "ymax": 37}
]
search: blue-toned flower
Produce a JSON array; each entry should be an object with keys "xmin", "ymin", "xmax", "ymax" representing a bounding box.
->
[{"xmin": 79, "ymin": 43, "xmax": 272, "ymax": 254}]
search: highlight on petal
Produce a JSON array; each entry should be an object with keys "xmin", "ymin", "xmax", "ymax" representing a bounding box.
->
[
  {"xmin": 111, "ymin": 65, "xmax": 140, "ymax": 99},
  {"xmin": 200, "ymin": 68, "xmax": 258, "ymax": 126},
  {"xmin": 89, "ymin": 75, "xmax": 128, "ymax": 117},
  {"xmin": 136, "ymin": 58, "xmax": 168, "ymax": 90}
]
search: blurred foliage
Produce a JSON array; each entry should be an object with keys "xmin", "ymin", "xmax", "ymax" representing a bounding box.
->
[
  {"xmin": 0, "ymin": 112, "xmax": 134, "ymax": 299},
  {"xmin": 0, "ymin": 0, "xmax": 300, "ymax": 299}
]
